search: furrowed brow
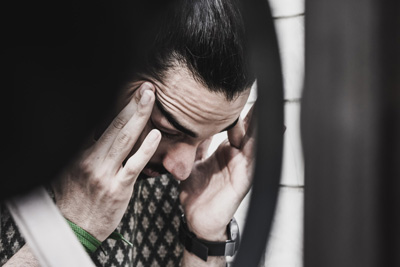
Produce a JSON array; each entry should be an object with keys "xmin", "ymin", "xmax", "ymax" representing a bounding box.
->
[
  {"xmin": 154, "ymin": 98, "xmax": 198, "ymax": 138},
  {"xmin": 220, "ymin": 117, "xmax": 239, "ymax": 132}
]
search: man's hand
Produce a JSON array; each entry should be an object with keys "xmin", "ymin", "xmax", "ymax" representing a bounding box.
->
[
  {"xmin": 180, "ymin": 105, "xmax": 256, "ymax": 242},
  {"xmin": 52, "ymin": 82, "xmax": 160, "ymax": 241}
]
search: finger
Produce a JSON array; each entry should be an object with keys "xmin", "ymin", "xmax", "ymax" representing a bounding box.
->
[
  {"xmin": 121, "ymin": 129, "xmax": 161, "ymax": 183},
  {"xmin": 106, "ymin": 89, "xmax": 156, "ymax": 170},
  {"xmin": 241, "ymin": 104, "xmax": 257, "ymax": 157},
  {"xmin": 243, "ymin": 102, "xmax": 256, "ymax": 131},
  {"xmin": 227, "ymin": 118, "xmax": 245, "ymax": 149},
  {"xmin": 195, "ymin": 137, "xmax": 212, "ymax": 161},
  {"xmin": 93, "ymin": 82, "xmax": 154, "ymax": 156}
]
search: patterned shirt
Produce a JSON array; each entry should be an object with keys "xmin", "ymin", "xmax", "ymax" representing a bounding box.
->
[{"xmin": 0, "ymin": 174, "xmax": 184, "ymax": 266}]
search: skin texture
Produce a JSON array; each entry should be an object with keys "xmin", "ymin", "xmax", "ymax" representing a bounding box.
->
[
  {"xmin": 122, "ymin": 66, "xmax": 250, "ymax": 181},
  {"xmin": 4, "ymin": 65, "xmax": 255, "ymax": 267}
]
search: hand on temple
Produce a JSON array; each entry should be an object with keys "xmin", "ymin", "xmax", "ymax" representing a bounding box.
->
[
  {"xmin": 180, "ymin": 105, "xmax": 256, "ymax": 241},
  {"xmin": 51, "ymin": 82, "xmax": 161, "ymax": 241}
]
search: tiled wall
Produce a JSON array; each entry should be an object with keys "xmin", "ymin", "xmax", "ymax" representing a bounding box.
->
[{"xmin": 208, "ymin": 0, "xmax": 305, "ymax": 266}]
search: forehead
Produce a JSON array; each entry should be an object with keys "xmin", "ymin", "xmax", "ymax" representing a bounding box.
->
[{"xmin": 151, "ymin": 67, "xmax": 249, "ymax": 134}]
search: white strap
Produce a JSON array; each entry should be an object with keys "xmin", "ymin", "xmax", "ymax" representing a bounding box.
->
[{"xmin": 6, "ymin": 186, "xmax": 95, "ymax": 267}]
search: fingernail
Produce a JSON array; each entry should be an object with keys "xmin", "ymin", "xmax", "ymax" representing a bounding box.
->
[
  {"xmin": 140, "ymin": 90, "xmax": 152, "ymax": 105},
  {"xmin": 140, "ymin": 82, "xmax": 153, "ymax": 96}
]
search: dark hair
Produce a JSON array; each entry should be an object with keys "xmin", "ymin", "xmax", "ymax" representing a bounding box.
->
[{"xmin": 133, "ymin": 0, "xmax": 255, "ymax": 100}]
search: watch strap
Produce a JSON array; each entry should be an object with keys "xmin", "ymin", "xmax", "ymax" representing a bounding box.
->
[{"xmin": 179, "ymin": 215, "xmax": 239, "ymax": 261}]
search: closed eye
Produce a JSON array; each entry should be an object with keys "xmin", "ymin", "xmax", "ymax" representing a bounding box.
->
[{"xmin": 150, "ymin": 119, "xmax": 180, "ymax": 139}]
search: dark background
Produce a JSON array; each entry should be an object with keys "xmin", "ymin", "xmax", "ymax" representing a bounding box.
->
[{"xmin": 1, "ymin": 0, "xmax": 168, "ymax": 200}]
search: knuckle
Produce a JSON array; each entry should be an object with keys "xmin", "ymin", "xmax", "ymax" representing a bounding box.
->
[
  {"xmin": 107, "ymin": 148, "xmax": 118, "ymax": 159},
  {"xmin": 141, "ymin": 145, "xmax": 154, "ymax": 158},
  {"xmin": 102, "ymin": 183, "xmax": 118, "ymax": 199},
  {"xmin": 133, "ymin": 92, "xmax": 141, "ymax": 104},
  {"xmin": 75, "ymin": 163, "xmax": 108, "ymax": 190},
  {"xmin": 112, "ymin": 116, "xmax": 126, "ymax": 129},
  {"xmin": 77, "ymin": 158, "xmax": 93, "ymax": 176},
  {"xmin": 136, "ymin": 106, "xmax": 149, "ymax": 118},
  {"xmin": 90, "ymin": 170, "xmax": 109, "ymax": 191},
  {"xmin": 107, "ymin": 131, "xmax": 132, "ymax": 159},
  {"xmin": 124, "ymin": 161, "xmax": 140, "ymax": 177},
  {"xmin": 90, "ymin": 174, "xmax": 104, "ymax": 190},
  {"xmin": 117, "ymin": 130, "xmax": 132, "ymax": 145},
  {"xmin": 99, "ymin": 130, "xmax": 113, "ymax": 144}
]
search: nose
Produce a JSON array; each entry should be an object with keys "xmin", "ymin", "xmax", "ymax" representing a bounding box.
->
[{"xmin": 162, "ymin": 143, "xmax": 198, "ymax": 181}]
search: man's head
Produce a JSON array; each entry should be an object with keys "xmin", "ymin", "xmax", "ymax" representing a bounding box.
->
[{"xmin": 120, "ymin": 0, "xmax": 255, "ymax": 180}]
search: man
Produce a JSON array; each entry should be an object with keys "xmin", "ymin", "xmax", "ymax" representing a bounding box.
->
[{"xmin": 1, "ymin": 0, "xmax": 256, "ymax": 266}]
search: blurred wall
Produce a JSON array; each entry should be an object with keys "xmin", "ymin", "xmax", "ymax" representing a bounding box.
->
[{"xmin": 207, "ymin": 0, "xmax": 305, "ymax": 266}]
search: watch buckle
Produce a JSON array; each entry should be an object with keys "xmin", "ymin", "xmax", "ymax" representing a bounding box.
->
[{"xmin": 224, "ymin": 241, "xmax": 236, "ymax": 256}]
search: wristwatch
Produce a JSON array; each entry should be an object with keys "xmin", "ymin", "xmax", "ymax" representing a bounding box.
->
[{"xmin": 179, "ymin": 214, "xmax": 240, "ymax": 261}]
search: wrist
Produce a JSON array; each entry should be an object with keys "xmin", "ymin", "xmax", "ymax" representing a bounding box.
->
[
  {"xmin": 179, "ymin": 214, "xmax": 240, "ymax": 262},
  {"xmin": 184, "ymin": 215, "xmax": 229, "ymax": 242},
  {"xmin": 63, "ymin": 215, "xmax": 108, "ymax": 242},
  {"xmin": 66, "ymin": 219, "xmax": 133, "ymax": 254},
  {"xmin": 188, "ymin": 224, "xmax": 228, "ymax": 242},
  {"xmin": 66, "ymin": 219, "xmax": 102, "ymax": 253},
  {"xmin": 182, "ymin": 250, "xmax": 226, "ymax": 267}
]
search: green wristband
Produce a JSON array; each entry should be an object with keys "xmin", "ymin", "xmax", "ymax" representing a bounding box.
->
[
  {"xmin": 66, "ymin": 219, "xmax": 102, "ymax": 253},
  {"xmin": 66, "ymin": 219, "xmax": 134, "ymax": 254}
]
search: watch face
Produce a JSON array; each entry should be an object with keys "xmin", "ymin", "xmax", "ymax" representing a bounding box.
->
[{"xmin": 229, "ymin": 218, "xmax": 240, "ymax": 240}]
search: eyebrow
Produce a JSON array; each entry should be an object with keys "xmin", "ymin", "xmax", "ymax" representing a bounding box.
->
[
  {"xmin": 155, "ymin": 97, "xmax": 240, "ymax": 138},
  {"xmin": 221, "ymin": 117, "xmax": 239, "ymax": 132},
  {"xmin": 155, "ymin": 98, "xmax": 198, "ymax": 138}
]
